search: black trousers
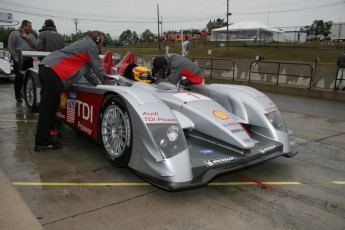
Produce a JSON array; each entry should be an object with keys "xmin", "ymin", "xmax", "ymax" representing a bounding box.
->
[
  {"xmin": 35, "ymin": 66, "xmax": 64, "ymax": 146},
  {"xmin": 13, "ymin": 59, "xmax": 33, "ymax": 98}
]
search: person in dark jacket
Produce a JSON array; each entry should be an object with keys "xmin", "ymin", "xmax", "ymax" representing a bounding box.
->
[
  {"xmin": 34, "ymin": 31, "xmax": 108, "ymax": 152},
  {"xmin": 8, "ymin": 20, "xmax": 37, "ymax": 102},
  {"xmin": 36, "ymin": 19, "xmax": 65, "ymax": 52},
  {"xmin": 151, "ymin": 53, "xmax": 204, "ymax": 84}
]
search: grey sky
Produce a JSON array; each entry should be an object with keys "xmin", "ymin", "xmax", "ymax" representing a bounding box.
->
[{"xmin": 1, "ymin": 0, "xmax": 344, "ymax": 38}]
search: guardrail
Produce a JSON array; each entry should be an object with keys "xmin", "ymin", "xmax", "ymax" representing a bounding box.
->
[
  {"xmin": 249, "ymin": 60, "xmax": 314, "ymax": 89},
  {"xmin": 334, "ymin": 68, "xmax": 345, "ymax": 90},
  {"xmin": 192, "ymin": 57, "xmax": 235, "ymax": 83}
]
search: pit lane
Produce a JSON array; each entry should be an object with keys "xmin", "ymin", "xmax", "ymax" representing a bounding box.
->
[{"xmin": 0, "ymin": 80, "xmax": 344, "ymax": 230}]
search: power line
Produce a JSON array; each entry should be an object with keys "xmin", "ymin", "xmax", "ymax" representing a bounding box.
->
[{"xmin": 0, "ymin": 0, "xmax": 344, "ymax": 25}]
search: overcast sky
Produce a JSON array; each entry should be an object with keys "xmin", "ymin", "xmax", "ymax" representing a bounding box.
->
[{"xmin": 1, "ymin": 0, "xmax": 345, "ymax": 38}]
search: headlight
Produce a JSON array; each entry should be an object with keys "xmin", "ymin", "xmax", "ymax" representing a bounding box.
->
[
  {"xmin": 147, "ymin": 123, "xmax": 187, "ymax": 159},
  {"xmin": 265, "ymin": 110, "xmax": 287, "ymax": 132}
]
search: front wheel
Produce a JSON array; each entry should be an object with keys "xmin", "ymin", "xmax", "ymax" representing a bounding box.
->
[
  {"xmin": 99, "ymin": 96, "xmax": 132, "ymax": 167},
  {"xmin": 24, "ymin": 73, "xmax": 39, "ymax": 112}
]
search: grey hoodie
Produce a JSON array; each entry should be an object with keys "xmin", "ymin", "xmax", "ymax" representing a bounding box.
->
[
  {"xmin": 40, "ymin": 36, "xmax": 107, "ymax": 89},
  {"xmin": 8, "ymin": 30, "xmax": 36, "ymax": 62}
]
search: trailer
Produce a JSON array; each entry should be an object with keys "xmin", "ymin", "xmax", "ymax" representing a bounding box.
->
[{"xmin": 331, "ymin": 22, "xmax": 345, "ymax": 41}]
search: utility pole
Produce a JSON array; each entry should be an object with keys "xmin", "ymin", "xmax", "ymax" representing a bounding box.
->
[
  {"xmin": 73, "ymin": 18, "xmax": 79, "ymax": 41},
  {"xmin": 157, "ymin": 4, "xmax": 161, "ymax": 50},
  {"xmin": 160, "ymin": 16, "xmax": 163, "ymax": 37},
  {"xmin": 226, "ymin": 0, "xmax": 232, "ymax": 50}
]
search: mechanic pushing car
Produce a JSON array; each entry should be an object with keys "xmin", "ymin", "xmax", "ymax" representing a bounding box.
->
[
  {"xmin": 151, "ymin": 53, "xmax": 204, "ymax": 84},
  {"xmin": 34, "ymin": 31, "xmax": 109, "ymax": 152}
]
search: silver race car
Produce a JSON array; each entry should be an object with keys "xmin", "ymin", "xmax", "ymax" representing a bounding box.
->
[
  {"xmin": 0, "ymin": 50, "xmax": 14, "ymax": 80},
  {"xmin": 22, "ymin": 51, "xmax": 297, "ymax": 190}
]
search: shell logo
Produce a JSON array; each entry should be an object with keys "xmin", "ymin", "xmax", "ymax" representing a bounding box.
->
[
  {"xmin": 212, "ymin": 110, "xmax": 229, "ymax": 120},
  {"xmin": 60, "ymin": 93, "xmax": 67, "ymax": 108}
]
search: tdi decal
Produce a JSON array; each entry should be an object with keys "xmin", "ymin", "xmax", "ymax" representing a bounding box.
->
[
  {"xmin": 77, "ymin": 122, "xmax": 92, "ymax": 135},
  {"xmin": 143, "ymin": 111, "xmax": 177, "ymax": 123},
  {"xmin": 76, "ymin": 101, "xmax": 93, "ymax": 123}
]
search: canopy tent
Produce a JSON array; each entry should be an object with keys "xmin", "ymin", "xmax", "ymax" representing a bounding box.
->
[{"xmin": 211, "ymin": 20, "xmax": 284, "ymax": 42}]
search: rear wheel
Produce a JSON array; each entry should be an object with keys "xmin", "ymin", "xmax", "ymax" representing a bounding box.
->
[
  {"xmin": 24, "ymin": 73, "xmax": 39, "ymax": 112},
  {"xmin": 99, "ymin": 96, "xmax": 132, "ymax": 167}
]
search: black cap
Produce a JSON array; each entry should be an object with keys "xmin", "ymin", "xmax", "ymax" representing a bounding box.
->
[
  {"xmin": 151, "ymin": 56, "xmax": 167, "ymax": 74},
  {"xmin": 44, "ymin": 19, "xmax": 55, "ymax": 28}
]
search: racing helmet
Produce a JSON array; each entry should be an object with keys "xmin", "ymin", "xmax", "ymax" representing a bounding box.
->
[{"xmin": 132, "ymin": 66, "xmax": 152, "ymax": 83}]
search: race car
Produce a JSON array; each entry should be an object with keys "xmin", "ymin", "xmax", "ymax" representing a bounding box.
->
[
  {"xmin": 0, "ymin": 50, "xmax": 14, "ymax": 80},
  {"xmin": 21, "ymin": 50, "xmax": 297, "ymax": 190}
]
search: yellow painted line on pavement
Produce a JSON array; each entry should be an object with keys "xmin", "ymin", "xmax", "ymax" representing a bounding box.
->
[
  {"xmin": 13, "ymin": 182, "xmax": 150, "ymax": 186},
  {"xmin": 0, "ymin": 119, "xmax": 37, "ymax": 122},
  {"xmin": 12, "ymin": 181, "xmax": 345, "ymax": 187},
  {"xmin": 332, "ymin": 181, "xmax": 345, "ymax": 184}
]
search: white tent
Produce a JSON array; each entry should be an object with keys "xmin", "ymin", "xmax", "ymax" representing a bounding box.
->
[{"xmin": 211, "ymin": 20, "xmax": 284, "ymax": 42}]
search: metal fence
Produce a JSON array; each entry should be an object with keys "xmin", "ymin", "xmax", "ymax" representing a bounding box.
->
[
  {"xmin": 334, "ymin": 68, "xmax": 345, "ymax": 90},
  {"xmin": 192, "ymin": 57, "xmax": 235, "ymax": 83},
  {"xmin": 189, "ymin": 57, "xmax": 344, "ymax": 91},
  {"xmin": 249, "ymin": 60, "xmax": 314, "ymax": 89}
]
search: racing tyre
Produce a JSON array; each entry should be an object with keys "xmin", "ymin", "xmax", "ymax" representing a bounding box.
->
[
  {"xmin": 24, "ymin": 73, "xmax": 39, "ymax": 112},
  {"xmin": 100, "ymin": 96, "xmax": 132, "ymax": 167}
]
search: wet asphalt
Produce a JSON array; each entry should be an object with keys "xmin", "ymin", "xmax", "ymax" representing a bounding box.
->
[{"xmin": 0, "ymin": 80, "xmax": 344, "ymax": 230}]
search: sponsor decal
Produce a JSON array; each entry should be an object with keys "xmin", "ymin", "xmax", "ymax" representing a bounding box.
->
[
  {"xmin": 212, "ymin": 110, "xmax": 229, "ymax": 120},
  {"xmin": 66, "ymin": 92, "xmax": 94, "ymax": 125},
  {"xmin": 173, "ymin": 92, "xmax": 211, "ymax": 102},
  {"xmin": 264, "ymin": 102, "xmax": 277, "ymax": 112},
  {"xmin": 204, "ymin": 157, "xmax": 235, "ymax": 167},
  {"xmin": 69, "ymin": 92, "xmax": 77, "ymax": 99},
  {"xmin": 223, "ymin": 122, "xmax": 239, "ymax": 127},
  {"xmin": 76, "ymin": 100, "xmax": 93, "ymax": 123},
  {"xmin": 243, "ymin": 138, "xmax": 260, "ymax": 144},
  {"xmin": 77, "ymin": 121, "xmax": 92, "ymax": 135},
  {"xmin": 60, "ymin": 93, "xmax": 67, "ymax": 108},
  {"xmin": 66, "ymin": 92, "xmax": 77, "ymax": 124},
  {"xmin": 67, "ymin": 98, "xmax": 76, "ymax": 124},
  {"xmin": 125, "ymin": 112, "xmax": 131, "ymax": 147},
  {"xmin": 56, "ymin": 111, "xmax": 66, "ymax": 120},
  {"xmin": 231, "ymin": 128, "xmax": 244, "ymax": 134},
  {"xmin": 259, "ymin": 145, "xmax": 277, "ymax": 153},
  {"xmin": 200, "ymin": 149, "xmax": 214, "ymax": 155},
  {"xmin": 142, "ymin": 111, "xmax": 177, "ymax": 123}
]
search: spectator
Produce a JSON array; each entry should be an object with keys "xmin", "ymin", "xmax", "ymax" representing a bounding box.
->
[
  {"xmin": 8, "ymin": 20, "xmax": 37, "ymax": 102},
  {"xmin": 34, "ymin": 31, "xmax": 109, "ymax": 152},
  {"xmin": 151, "ymin": 53, "xmax": 204, "ymax": 85},
  {"xmin": 182, "ymin": 37, "xmax": 190, "ymax": 56},
  {"xmin": 36, "ymin": 19, "xmax": 65, "ymax": 52}
]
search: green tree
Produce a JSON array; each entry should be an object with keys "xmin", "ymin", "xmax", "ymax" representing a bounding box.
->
[
  {"xmin": 119, "ymin": 29, "xmax": 133, "ymax": 42},
  {"xmin": 0, "ymin": 27, "xmax": 15, "ymax": 48},
  {"xmin": 304, "ymin": 20, "xmax": 332, "ymax": 40},
  {"xmin": 141, "ymin": 29, "xmax": 154, "ymax": 42},
  {"xmin": 104, "ymin": 33, "xmax": 113, "ymax": 46},
  {"xmin": 132, "ymin": 31, "xmax": 139, "ymax": 42}
]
